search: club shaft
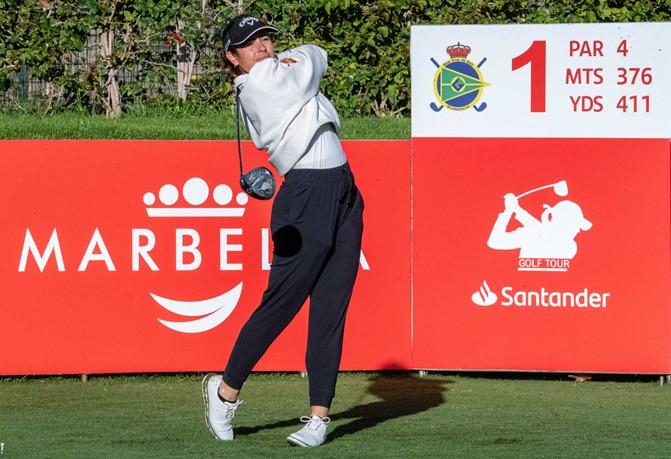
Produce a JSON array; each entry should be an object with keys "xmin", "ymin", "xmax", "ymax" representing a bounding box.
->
[
  {"xmin": 516, "ymin": 184, "xmax": 553, "ymax": 199},
  {"xmin": 236, "ymin": 90, "xmax": 244, "ymax": 175}
]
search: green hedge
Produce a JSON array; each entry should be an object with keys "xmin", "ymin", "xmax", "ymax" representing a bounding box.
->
[{"xmin": 1, "ymin": 0, "xmax": 670, "ymax": 116}]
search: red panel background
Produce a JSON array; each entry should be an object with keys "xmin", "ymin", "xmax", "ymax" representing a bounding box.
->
[
  {"xmin": 412, "ymin": 138, "xmax": 671, "ymax": 373},
  {"xmin": 0, "ymin": 140, "xmax": 411, "ymax": 375},
  {"xmin": 2, "ymin": 138, "xmax": 670, "ymax": 375}
]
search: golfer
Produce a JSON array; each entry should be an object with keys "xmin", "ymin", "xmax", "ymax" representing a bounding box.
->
[
  {"xmin": 487, "ymin": 193, "xmax": 591, "ymax": 259},
  {"xmin": 202, "ymin": 13, "xmax": 364, "ymax": 447}
]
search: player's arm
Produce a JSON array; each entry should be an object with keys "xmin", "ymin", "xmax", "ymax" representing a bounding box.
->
[
  {"xmin": 487, "ymin": 193, "xmax": 525, "ymax": 249},
  {"xmin": 281, "ymin": 44, "xmax": 327, "ymax": 83}
]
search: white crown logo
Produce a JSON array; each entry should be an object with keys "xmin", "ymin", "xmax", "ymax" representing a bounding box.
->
[
  {"xmin": 144, "ymin": 177, "xmax": 248, "ymax": 218},
  {"xmin": 471, "ymin": 280, "xmax": 497, "ymax": 306}
]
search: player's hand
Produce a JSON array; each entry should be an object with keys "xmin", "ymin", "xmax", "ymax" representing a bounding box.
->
[{"xmin": 503, "ymin": 193, "xmax": 519, "ymax": 212}]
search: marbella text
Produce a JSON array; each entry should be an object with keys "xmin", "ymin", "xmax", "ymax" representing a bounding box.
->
[
  {"xmin": 17, "ymin": 228, "xmax": 370, "ymax": 273},
  {"xmin": 18, "ymin": 228, "xmax": 274, "ymax": 272}
]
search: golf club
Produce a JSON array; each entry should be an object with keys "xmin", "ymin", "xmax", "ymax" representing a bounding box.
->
[
  {"xmin": 516, "ymin": 180, "xmax": 568, "ymax": 199},
  {"xmin": 236, "ymin": 90, "xmax": 276, "ymax": 200}
]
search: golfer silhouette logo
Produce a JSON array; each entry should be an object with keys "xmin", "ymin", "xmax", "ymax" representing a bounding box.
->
[{"xmin": 486, "ymin": 180, "xmax": 592, "ymax": 272}]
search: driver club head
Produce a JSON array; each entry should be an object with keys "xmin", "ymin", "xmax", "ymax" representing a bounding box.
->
[
  {"xmin": 554, "ymin": 180, "xmax": 568, "ymax": 197},
  {"xmin": 240, "ymin": 166, "xmax": 276, "ymax": 200}
]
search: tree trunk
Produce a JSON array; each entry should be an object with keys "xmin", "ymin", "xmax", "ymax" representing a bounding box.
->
[
  {"xmin": 224, "ymin": 0, "xmax": 248, "ymax": 14},
  {"xmin": 175, "ymin": 17, "xmax": 201, "ymax": 101},
  {"xmin": 176, "ymin": 48, "xmax": 197, "ymax": 101},
  {"xmin": 100, "ymin": 29, "xmax": 121, "ymax": 117}
]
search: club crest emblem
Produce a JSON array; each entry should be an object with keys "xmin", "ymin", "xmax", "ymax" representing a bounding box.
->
[{"xmin": 430, "ymin": 43, "xmax": 490, "ymax": 112}]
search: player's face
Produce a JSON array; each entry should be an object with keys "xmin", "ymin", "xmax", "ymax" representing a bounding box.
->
[{"xmin": 226, "ymin": 33, "xmax": 275, "ymax": 74}]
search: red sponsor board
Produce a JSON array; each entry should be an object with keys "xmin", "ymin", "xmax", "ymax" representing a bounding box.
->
[
  {"xmin": 0, "ymin": 140, "xmax": 411, "ymax": 375},
  {"xmin": 413, "ymin": 138, "xmax": 671, "ymax": 373},
  {"xmin": 3, "ymin": 137, "xmax": 670, "ymax": 375}
]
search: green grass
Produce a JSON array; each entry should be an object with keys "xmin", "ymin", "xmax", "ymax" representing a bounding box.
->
[
  {"xmin": 0, "ymin": 110, "xmax": 410, "ymax": 140},
  {"xmin": 1, "ymin": 373, "xmax": 670, "ymax": 458}
]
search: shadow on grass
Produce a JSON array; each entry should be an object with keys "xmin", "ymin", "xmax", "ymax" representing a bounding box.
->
[
  {"xmin": 235, "ymin": 372, "xmax": 451, "ymax": 440},
  {"xmin": 327, "ymin": 373, "xmax": 451, "ymax": 441}
]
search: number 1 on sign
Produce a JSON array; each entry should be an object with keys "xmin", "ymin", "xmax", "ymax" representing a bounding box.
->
[{"xmin": 512, "ymin": 40, "xmax": 547, "ymax": 112}]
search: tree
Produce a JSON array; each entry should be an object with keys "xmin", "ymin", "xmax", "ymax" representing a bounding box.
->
[{"xmin": 0, "ymin": 0, "xmax": 90, "ymax": 110}]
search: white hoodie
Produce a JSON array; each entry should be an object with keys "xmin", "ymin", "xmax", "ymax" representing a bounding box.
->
[{"xmin": 233, "ymin": 45, "xmax": 342, "ymax": 176}]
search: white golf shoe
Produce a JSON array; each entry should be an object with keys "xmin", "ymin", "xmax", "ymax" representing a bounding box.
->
[
  {"xmin": 287, "ymin": 415, "xmax": 330, "ymax": 447},
  {"xmin": 202, "ymin": 373, "xmax": 241, "ymax": 441}
]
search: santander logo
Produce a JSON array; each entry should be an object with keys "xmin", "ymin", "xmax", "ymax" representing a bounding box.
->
[{"xmin": 471, "ymin": 280, "xmax": 497, "ymax": 306}]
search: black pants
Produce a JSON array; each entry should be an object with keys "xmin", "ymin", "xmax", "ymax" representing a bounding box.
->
[{"xmin": 222, "ymin": 163, "xmax": 364, "ymax": 408}]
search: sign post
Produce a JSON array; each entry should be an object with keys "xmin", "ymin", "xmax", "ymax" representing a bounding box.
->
[{"xmin": 411, "ymin": 23, "xmax": 671, "ymax": 373}]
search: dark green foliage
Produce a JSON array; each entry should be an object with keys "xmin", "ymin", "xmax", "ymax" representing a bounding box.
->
[{"xmin": 1, "ymin": 0, "xmax": 669, "ymax": 115}]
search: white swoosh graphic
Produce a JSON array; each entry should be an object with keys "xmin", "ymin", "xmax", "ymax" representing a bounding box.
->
[
  {"xmin": 151, "ymin": 282, "xmax": 243, "ymax": 333},
  {"xmin": 157, "ymin": 303, "xmax": 237, "ymax": 334},
  {"xmin": 150, "ymin": 282, "xmax": 243, "ymax": 316}
]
